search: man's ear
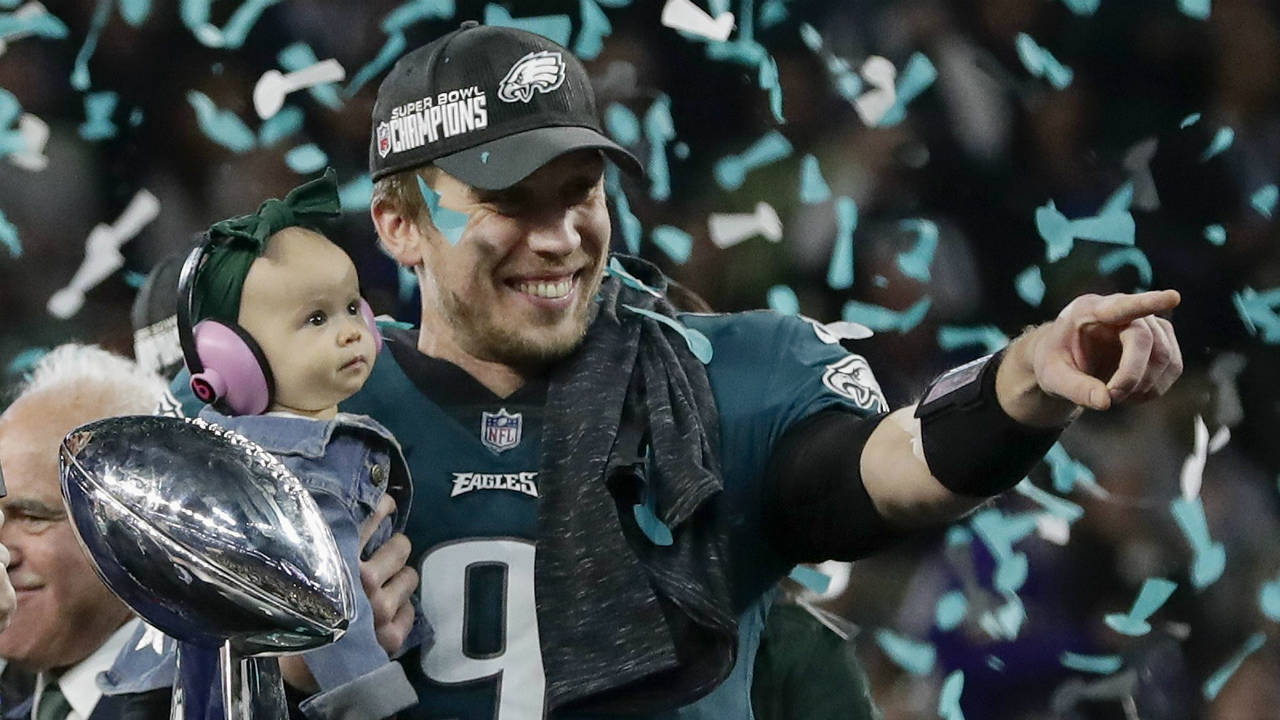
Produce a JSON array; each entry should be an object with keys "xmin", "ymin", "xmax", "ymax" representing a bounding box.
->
[{"xmin": 371, "ymin": 199, "xmax": 427, "ymax": 267}]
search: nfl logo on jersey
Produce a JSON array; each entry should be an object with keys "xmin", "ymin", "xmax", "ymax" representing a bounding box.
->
[{"xmin": 481, "ymin": 408, "xmax": 522, "ymax": 453}]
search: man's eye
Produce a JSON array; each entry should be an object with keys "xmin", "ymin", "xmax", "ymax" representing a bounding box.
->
[{"xmin": 307, "ymin": 311, "xmax": 327, "ymax": 326}]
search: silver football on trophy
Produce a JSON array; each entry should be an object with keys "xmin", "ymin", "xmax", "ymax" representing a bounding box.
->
[{"xmin": 59, "ymin": 414, "xmax": 353, "ymax": 656}]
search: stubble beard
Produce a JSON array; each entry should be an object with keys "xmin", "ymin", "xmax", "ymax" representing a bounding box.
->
[{"xmin": 438, "ymin": 264, "xmax": 605, "ymax": 369}]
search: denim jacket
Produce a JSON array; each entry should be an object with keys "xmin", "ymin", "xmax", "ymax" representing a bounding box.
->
[{"xmin": 101, "ymin": 409, "xmax": 427, "ymax": 720}]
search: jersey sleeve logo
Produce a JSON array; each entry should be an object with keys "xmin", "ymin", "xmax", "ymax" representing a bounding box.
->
[
  {"xmin": 498, "ymin": 51, "xmax": 566, "ymax": 103},
  {"xmin": 822, "ymin": 354, "xmax": 888, "ymax": 412}
]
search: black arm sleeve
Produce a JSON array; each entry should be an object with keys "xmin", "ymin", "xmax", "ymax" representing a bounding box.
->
[{"xmin": 761, "ymin": 409, "xmax": 903, "ymax": 564}]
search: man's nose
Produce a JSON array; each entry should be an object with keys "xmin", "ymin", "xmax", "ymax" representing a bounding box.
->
[{"xmin": 524, "ymin": 210, "xmax": 581, "ymax": 256}]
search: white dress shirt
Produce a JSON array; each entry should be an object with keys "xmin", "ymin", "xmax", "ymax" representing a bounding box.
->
[{"xmin": 32, "ymin": 618, "xmax": 140, "ymax": 720}]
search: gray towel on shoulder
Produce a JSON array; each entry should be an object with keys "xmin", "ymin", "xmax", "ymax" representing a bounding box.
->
[{"xmin": 537, "ymin": 255, "xmax": 738, "ymax": 713}]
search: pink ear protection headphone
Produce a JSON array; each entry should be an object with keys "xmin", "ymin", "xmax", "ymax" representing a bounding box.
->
[{"xmin": 176, "ymin": 235, "xmax": 383, "ymax": 416}]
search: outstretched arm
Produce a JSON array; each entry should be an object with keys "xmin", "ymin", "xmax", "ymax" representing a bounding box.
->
[{"xmin": 861, "ymin": 290, "xmax": 1183, "ymax": 528}]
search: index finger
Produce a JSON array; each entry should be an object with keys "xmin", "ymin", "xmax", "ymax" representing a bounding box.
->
[
  {"xmin": 359, "ymin": 493, "xmax": 396, "ymax": 551},
  {"xmin": 1090, "ymin": 289, "xmax": 1181, "ymax": 325}
]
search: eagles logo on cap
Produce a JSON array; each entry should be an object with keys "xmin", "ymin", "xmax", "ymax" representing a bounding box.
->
[{"xmin": 498, "ymin": 51, "xmax": 566, "ymax": 103}]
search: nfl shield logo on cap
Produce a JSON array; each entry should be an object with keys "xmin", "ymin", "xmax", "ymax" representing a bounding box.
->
[
  {"xmin": 481, "ymin": 408, "xmax": 522, "ymax": 453},
  {"xmin": 376, "ymin": 122, "xmax": 392, "ymax": 158}
]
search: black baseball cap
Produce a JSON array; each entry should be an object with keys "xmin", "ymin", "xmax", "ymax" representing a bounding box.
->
[{"xmin": 369, "ymin": 21, "xmax": 642, "ymax": 189}]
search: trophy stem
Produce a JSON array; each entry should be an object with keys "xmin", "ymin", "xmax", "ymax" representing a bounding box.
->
[{"xmin": 220, "ymin": 642, "xmax": 288, "ymax": 720}]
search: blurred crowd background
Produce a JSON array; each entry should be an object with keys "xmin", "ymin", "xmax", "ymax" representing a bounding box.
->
[{"xmin": 1, "ymin": 0, "xmax": 1279, "ymax": 718}]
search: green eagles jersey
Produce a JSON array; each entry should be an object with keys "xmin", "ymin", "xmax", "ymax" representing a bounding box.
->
[{"xmin": 172, "ymin": 310, "xmax": 886, "ymax": 720}]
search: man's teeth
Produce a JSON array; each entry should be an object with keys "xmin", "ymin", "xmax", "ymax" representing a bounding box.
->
[{"xmin": 515, "ymin": 278, "xmax": 572, "ymax": 298}]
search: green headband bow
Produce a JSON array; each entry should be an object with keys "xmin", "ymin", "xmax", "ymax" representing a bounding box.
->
[{"xmin": 193, "ymin": 168, "xmax": 343, "ymax": 325}]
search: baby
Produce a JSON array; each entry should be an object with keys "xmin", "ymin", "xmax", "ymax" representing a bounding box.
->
[{"xmin": 176, "ymin": 168, "xmax": 424, "ymax": 717}]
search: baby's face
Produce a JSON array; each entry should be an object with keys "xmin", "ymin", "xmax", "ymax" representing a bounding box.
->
[{"xmin": 238, "ymin": 228, "xmax": 377, "ymax": 418}]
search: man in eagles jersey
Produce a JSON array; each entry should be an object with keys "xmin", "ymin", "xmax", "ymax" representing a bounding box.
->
[{"xmin": 162, "ymin": 21, "xmax": 1183, "ymax": 720}]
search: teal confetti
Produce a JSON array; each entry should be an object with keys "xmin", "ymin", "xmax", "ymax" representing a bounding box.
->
[
  {"xmin": 71, "ymin": 0, "xmax": 112, "ymax": 91},
  {"xmin": 946, "ymin": 526, "xmax": 972, "ymax": 547},
  {"xmin": 1233, "ymin": 286, "xmax": 1280, "ymax": 343},
  {"xmin": 257, "ymin": 105, "xmax": 303, "ymax": 147},
  {"xmin": 220, "ymin": 0, "xmax": 283, "ymax": 49},
  {"xmin": 1104, "ymin": 577, "xmax": 1177, "ymax": 636},
  {"xmin": 345, "ymin": 32, "xmax": 407, "ymax": 97},
  {"xmin": 0, "ymin": 1, "xmax": 17, "ymax": 9},
  {"xmin": 1203, "ymin": 633, "xmax": 1265, "ymax": 701},
  {"xmin": 1044, "ymin": 442, "xmax": 1103, "ymax": 496},
  {"xmin": 129, "ymin": 108, "xmax": 143, "ymax": 126},
  {"xmin": 0, "ymin": 88, "xmax": 18, "ymax": 128},
  {"xmin": 284, "ymin": 144, "xmax": 328, "ymax": 174},
  {"xmin": 78, "ymin": 91, "xmax": 118, "ymax": 141},
  {"xmin": 826, "ymin": 196, "xmax": 857, "ymax": 289},
  {"xmin": 673, "ymin": 142, "xmax": 690, "ymax": 159},
  {"xmin": 187, "ymin": 91, "xmax": 256, "ymax": 152},
  {"xmin": 6, "ymin": 347, "xmax": 47, "ymax": 375},
  {"xmin": 1036, "ymin": 199, "xmax": 1135, "ymax": 262},
  {"xmin": 279, "ymin": 43, "xmax": 343, "ymax": 110},
  {"xmin": 338, "ymin": 174, "xmax": 373, "ymax": 213},
  {"xmin": 382, "ymin": 0, "xmax": 455, "ymax": 33},
  {"xmin": 623, "ymin": 304, "xmax": 713, "ymax": 363},
  {"xmin": 938, "ymin": 670, "xmax": 966, "ymax": 720},
  {"xmin": 397, "ymin": 265, "xmax": 416, "ymax": 305},
  {"xmin": 759, "ymin": 0, "xmax": 788, "ymax": 27},
  {"xmin": 759, "ymin": 54, "xmax": 784, "ymax": 123},
  {"xmin": 0, "ymin": 208, "xmax": 19, "ymax": 257},
  {"xmin": 1060, "ymin": 652, "xmax": 1123, "ymax": 674},
  {"xmin": 1101, "ymin": 181, "xmax": 1134, "ymax": 215},
  {"xmin": 0, "ymin": 4, "xmax": 68, "ymax": 39},
  {"xmin": 705, "ymin": 37, "xmax": 768, "ymax": 67},
  {"xmin": 1014, "ymin": 479, "xmax": 1085, "ymax": 523},
  {"xmin": 1097, "ymin": 248, "xmax": 1153, "ymax": 289},
  {"xmin": 596, "ymin": 0, "xmax": 630, "ymax": 5},
  {"xmin": 119, "ymin": 0, "xmax": 151, "ymax": 26},
  {"xmin": 842, "ymin": 296, "xmax": 932, "ymax": 334},
  {"xmin": 417, "ymin": 175, "xmax": 467, "ymax": 245},
  {"xmin": 605, "ymin": 103, "xmax": 640, "ymax": 145},
  {"xmin": 1205, "ymin": 224, "xmax": 1226, "ymax": 246},
  {"xmin": 1015, "ymin": 265, "xmax": 1045, "ymax": 306},
  {"xmin": 707, "ymin": 0, "xmax": 730, "ymax": 15},
  {"xmin": 633, "ymin": 503, "xmax": 673, "ymax": 546},
  {"xmin": 873, "ymin": 275, "xmax": 888, "ymax": 288},
  {"xmin": 607, "ymin": 257, "xmax": 661, "ymax": 297},
  {"xmin": 606, "ymin": 166, "xmax": 642, "ymax": 254},
  {"xmin": 1180, "ymin": 113, "xmax": 1201, "ymax": 128},
  {"xmin": 877, "ymin": 52, "xmax": 937, "ymax": 127},
  {"xmin": 123, "ymin": 270, "xmax": 147, "ymax": 288},
  {"xmin": 799, "ymin": 154, "xmax": 831, "ymax": 204},
  {"xmin": 651, "ymin": 225, "xmax": 692, "ymax": 264},
  {"xmin": 766, "ymin": 284, "xmax": 799, "ymax": 315},
  {"xmin": 986, "ymin": 656, "xmax": 1005, "ymax": 671},
  {"xmin": 896, "ymin": 219, "xmax": 938, "ymax": 282},
  {"xmin": 483, "ymin": 4, "xmax": 571, "ymax": 46},
  {"xmin": 1201, "ymin": 127, "xmax": 1234, "ymax": 161},
  {"xmin": 574, "ymin": 0, "xmax": 611, "ymax": 60},
  {"xmin": 787, "ymin": 565, "xmax": 831, "ymax": 594},
  {"xmin": 938, "ymin": 325, "xmax": 1009, "ymax": 354},
  {"xmin": 1059, "ymin": 0, "xmax": 1099, "ymax": 15},
  {"xmin": 713, "ymin": 130, "xmax": 792, "ymax": 190},
  {"xmin": 481, "ymin": 151, "xmax": 490, "ymax": 164},
  {"xmin": 1178, "ymin": 0, "xmax": 1211, "ymax": 21},
  {"xmin": 1171, "ymin": 497, "xmax": 1226, "ymax": 590},
  {"xmin": 1250, "ymin": 184, "xmax": 1277, "ymax": 218},
  {"xmin": 643, "ymin": 95, "xmax": 675, "ymax": 200},
  {"xmin": 1259, "ymin": 577, "xmax": 1280, "ymax": 621},
  {"xmin": 874, "ymin": 629, "xmax": 936, "ymax": 676},
  {"xmin": 935, "ymin": 590, "xmax": 968, "ymax": 631},
  {"xmin": 1015, "ymin": 33, "xmax": 1073, "ymax": 90}
]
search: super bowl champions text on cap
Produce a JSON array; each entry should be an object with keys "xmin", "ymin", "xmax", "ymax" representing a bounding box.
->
[{"xmin": 376, "ymin": 85, "xmax": 488, "ymax": 158}]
